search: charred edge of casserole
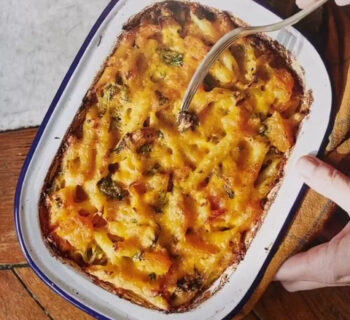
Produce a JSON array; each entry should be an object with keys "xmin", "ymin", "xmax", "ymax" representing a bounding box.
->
[
  {"xmin": 227, "ymin": 8, "xmax": 312, "ymax": 119},
  {"xmin": 89, "ymin": 274, "xmax": 166, "ymax": 311},
  {"xmin": 123, "ymin": 1, "xmax": 218, "ymax": 31},
  {"xmin": 39, "ymin": 92, "xmax": 93, "ymax": 240},
  {"xmin": 39, "ymin": 0, "xmax": 312, "ymax": 313},
  {"xmin": 191, "ymin": 154, "xmax": 288, "ymax": 311},
  {"xmin": 175, "ymin": 240, "xmax": 248, "ymax": 312}
]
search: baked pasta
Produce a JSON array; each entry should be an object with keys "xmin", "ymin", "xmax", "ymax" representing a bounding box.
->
[{"xmin": 40, "ymin": 1, "xmax": 308, "ymax": 312}]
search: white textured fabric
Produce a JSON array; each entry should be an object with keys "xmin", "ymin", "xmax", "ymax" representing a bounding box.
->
[{"xmin": 0, "ymin": 0, "xmax": 109, "ymax": 131}]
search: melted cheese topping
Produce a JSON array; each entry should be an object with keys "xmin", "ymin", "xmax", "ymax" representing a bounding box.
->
[{"xmin": 43, "ymin": 2, "xmax": 306, "ymax": 311}]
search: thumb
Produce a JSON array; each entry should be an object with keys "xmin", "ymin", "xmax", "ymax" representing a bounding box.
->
[
  {"xmin": 274, "ymin": 223, "xmax": 350, "ymax": 290},
  {"xmin": 335, "ymin": 0, "xmax": 350, "ymax": 5},
  {"xmin": 297, "ymin": 155, "xmax": 350, "ymax": 214},
  {"xmin": 296, "ymin": 0, "xmax": 317, "ymax": 9},
  {"xmin": 296, "ymin": 0, "xmax": 350, "ymax": 9},
  {"xmin": 274, "ymin": 241, "xmax": 333, "ymax": 288}
]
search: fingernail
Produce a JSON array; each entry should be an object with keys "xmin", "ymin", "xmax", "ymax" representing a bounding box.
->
[
  {"xmin": 296, "ymin": 0, "xmax": 316, "ymax": 9},
  {"xmin": 335, "ymin": 0, "xmax": 350, "ymax": 6},
  {"xmin": 296, "ymin": 156, "xmax": 317, "ymax": 179}
]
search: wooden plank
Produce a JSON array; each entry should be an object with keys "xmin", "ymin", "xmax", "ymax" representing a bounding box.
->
[
  {"xmin": 242, "ymin": 312, "xmax": 260, "ymax": 320},
  {"xmin": 0, "ymin": 128, "xmax": 37, "ymax": 264},
  {"xmin": 15, "ymin": 267, "xmax": 94, "ymax": 320},
  {"xmin": 254, "ymin": 282, "xmax": 350, "ymax": 320},
  {"xmin": 255, "ymin": 282, "xmax": 319, "ymax": 320},
  {"xmin": 298, "ymin": 287, "xmax": 350, "ymax": 320},
  {"xmin": 0, "ymin": 270, "xmax": 49, "ymax": 320},
  {"xmin": 14, "ymin": 266, "xmax": 259, "ymax": 320}
]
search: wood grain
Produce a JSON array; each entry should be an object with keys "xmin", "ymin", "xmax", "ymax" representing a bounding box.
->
[
  {"xmin": 0, "ymin": 270, "xmax": 49, "ymax": 320},
  {"xmin": 0, "ymin": 128, "xmax": 37, "ymax": 264},
  {"xmin": 12, "ymin": 267, "xmax": 257, "ymax": 320},
  {"xmin": 297, "ymin": 286, "xmax": 350, "ymax": 320},
  {"xmin": 255, "ymin": 282, "xmax": 319, "ymax": 320},
  {"xmin": 1, "ymin": 127, "xmax": 350, "ymax": 319},
  {"xmin": 242, "ymin": 312, "xmax": 260, "ymax": 320},
  {"xmin": 15, "ymin": 267, "xmax": 93, "ymax": 320},
  {"xmin": 255, "ymin": 282, "xmax": 350, "ymax": 320}
]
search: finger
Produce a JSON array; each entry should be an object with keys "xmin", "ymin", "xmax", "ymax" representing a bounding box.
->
[
  {"xmin": 297, "ymin": 155, "xmax": 350, "ymax": 214},
  {"xmin": 274, "ymin": 241, "xmax": 333, "ymax": 283},
  {"xmin": 281, "ymin": 280, "xmax": 326, "ymax": 292},
  {"xmin": 297, "ymin": 0, "xmax": 350, "ymax": 8},
  {"xmin": 296, "ymin": 0, "xmax": 317, "ymax": 9},
  {"xmin": 333, "ymin": 221, "xmax": 350, "ymax": 240},
  {"xmin": 280, "ymin": 279, "xmax": 349, "ymax": 292},
  {"xmin": 275, "ymin": 223, "xmax": 350, "ymax": 286},
  {"xmin": 335, "ymin": 0, "xmax": 350, "ymax": 5},
  {"xmin": 327, "ymin": 223, "xmax": 350, "ymax": 282}
]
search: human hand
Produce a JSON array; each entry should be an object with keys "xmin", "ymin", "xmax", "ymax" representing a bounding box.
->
[
  {"xmin": 274, "ymin": 155, "xmax": 350, "ymax": 291},
  {"xmin": 296, "ymin": 0, "xmax": 350, "ymax": 8}
]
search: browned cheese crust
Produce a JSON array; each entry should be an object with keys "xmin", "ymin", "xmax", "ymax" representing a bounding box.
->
[{"xmin": 39, "ymin": 1, "xmax": 309, "ymax": 312}]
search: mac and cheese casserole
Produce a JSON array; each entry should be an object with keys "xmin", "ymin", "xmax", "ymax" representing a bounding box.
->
[{"xmin": 40, "ymin": 1, "xmax": 308, "ymax": 311}]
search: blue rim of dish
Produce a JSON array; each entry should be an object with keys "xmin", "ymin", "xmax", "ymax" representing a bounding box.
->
[{"xmin": 14, "ymin": 1, "xmax": 333, "ymax": 320}]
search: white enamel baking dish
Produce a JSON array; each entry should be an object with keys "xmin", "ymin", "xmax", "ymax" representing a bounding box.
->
[{"xmin": 15, "ymin": 0, "xmax": 332, "ymax": 319}]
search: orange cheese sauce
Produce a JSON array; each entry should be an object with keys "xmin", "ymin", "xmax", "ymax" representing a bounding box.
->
[{"xmin": 42, "ymin": 1, "xmax": 306, "ymax": 311}]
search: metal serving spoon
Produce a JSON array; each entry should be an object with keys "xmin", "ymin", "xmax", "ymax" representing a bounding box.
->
[{"xmin": 178, "ymin": 0, "xmax": 328, "ymax": 131}]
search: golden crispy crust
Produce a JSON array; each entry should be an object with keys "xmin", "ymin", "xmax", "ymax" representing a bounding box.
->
[{"xmin": 39, "ymin": 0, "xmax": 309, "ymax": 312}]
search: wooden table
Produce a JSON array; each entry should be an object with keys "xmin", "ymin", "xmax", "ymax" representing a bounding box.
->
[
  {"xmin": 1, "ymin": 127, "xmax": 350, "ymax": 320},
  {"xmin": 2, "ymin": 1, "xmax": 350, "ymax": 318}
]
